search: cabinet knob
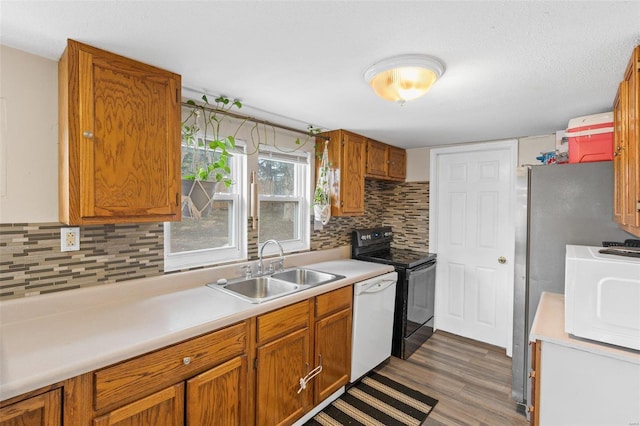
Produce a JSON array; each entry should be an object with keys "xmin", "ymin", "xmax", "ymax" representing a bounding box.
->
[
  {"xmin": 183, "ymin": 356, "xmax": 191, "ymax": 365},
  {"xmin": 83, "ymin": 131, "xmax": 94, "ymax": 139},
  {"xmin": 528, "ymin": 406, "xmax": 535, "ymax": 413},
  {"xmin": 498, "ymin": 256, "xmax": 507, "ymax": 264}
]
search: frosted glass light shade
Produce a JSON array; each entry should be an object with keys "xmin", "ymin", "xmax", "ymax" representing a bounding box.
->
[{"xmin": 364, "ymin": 54, "xmax": 445, "ymax": 104}]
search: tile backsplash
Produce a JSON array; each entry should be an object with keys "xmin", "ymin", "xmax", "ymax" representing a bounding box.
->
[{"xmin": 0, "ymin": 180, "xmax": 429, "ymax": 300}]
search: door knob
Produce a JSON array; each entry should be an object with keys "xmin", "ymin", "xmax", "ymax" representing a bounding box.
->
[{"xmin": 498, "ymin": 256, "xmax": 507, "ymax": 264}]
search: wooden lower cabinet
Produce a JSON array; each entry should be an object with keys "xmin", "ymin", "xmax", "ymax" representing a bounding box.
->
[
  {"xmin": 314, "ymin": 308, "xmax": 351, "ymax": 403},
  {"xmin": 528, "ymin": 340, "xmax": 541, "ymax": 426},
  {"xmin": 256, "ymin": 301, "xmax": 312, "ymax": 426},
  {"xmin": 255, "ymin": 287, "xmax": 353, "ymax": 426},
  {"xmin": 313, "ymin": 286, "xmax": 352, "ymax": 405},
  {"xmin": 93, "ymin": 383, "xmax": 184, "ymax": 426},
  {"xmin": 186, "ymin": 356, "xmax": 247, "ymax": 426},
  {"xmin": 256, "ymin": 328, "xmax": 312, "ymax": 426},
  {"xmin": 2, "ymin": 288, "xmax": 354, "ymax": 426},
  {"xmin": 0, "ymin": 388, "xmax": 62, "ymax": 426},
  {"xmin": 57, "ymin": 321, "xmax": 249, "ymax": 426}
]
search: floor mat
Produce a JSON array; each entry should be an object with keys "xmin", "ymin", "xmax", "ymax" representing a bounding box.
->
[{"xmin": 304, "ymin": 372, "xmax": 438, "ymax": 426}]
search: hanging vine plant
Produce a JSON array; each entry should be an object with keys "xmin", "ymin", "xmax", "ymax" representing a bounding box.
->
[
  {"xmin": 181, "ymin": 95, "xmax": 246, "ymax": 187},
  {"xmin": 180, "ymin": 93, "xmax": 323, "ymax": 219}
]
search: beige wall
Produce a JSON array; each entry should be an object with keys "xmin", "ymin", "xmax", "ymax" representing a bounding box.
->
[
  {"xmin": 0, "ymin": 45, "xmax": 59, "ymax": 223},
  {"xmin": 518, "ymin": 134, "xmax": 556, "ymax": 166},
  {"xmin": 405, "ymin": 147, "xmax": 430, "ymax": 182},
  {"xmin": 405, "ymin": 134, "xmax": 561, "ymax": 181}
]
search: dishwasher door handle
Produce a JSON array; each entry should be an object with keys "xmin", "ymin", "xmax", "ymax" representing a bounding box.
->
[{"xmin": 359, "ymin": 279, "xmax": 396, "ymax": 295}]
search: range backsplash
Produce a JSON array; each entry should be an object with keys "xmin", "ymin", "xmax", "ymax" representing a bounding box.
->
[{"xmin": 0, "ymin": 180, "xmax": 428, "ymax": 300}]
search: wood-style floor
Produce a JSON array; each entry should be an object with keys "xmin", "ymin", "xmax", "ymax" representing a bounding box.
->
[{"xmin": 375, "ymin": 331, "xmax": 529, "ymax": 426}]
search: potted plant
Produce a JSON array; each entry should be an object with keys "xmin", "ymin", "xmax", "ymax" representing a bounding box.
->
[{"xmin": 181, "ymin": 95, "xmax": 244, "ymax": 218}]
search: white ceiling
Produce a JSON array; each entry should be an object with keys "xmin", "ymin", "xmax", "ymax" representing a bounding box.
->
[{"xmin": 1, "ymin": 1, "xmax": 639, "ymax": 148}]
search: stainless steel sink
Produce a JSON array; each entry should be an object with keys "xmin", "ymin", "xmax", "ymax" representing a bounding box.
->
[
  {"xmin": 271, "ymin": 268, "xmax": 344, "ymax": 286},
  {"xmin": 207, "ymin": 268, "xmax": 345, "ymax": 303},
  {"xmin": 209, "ymin": 277, "xmax": 300, "ymax": 304}
]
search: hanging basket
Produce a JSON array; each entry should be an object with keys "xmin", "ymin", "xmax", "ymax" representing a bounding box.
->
[
  {"xmin": 314, "ymin": 141, "xmax": 331, "ymax": 226},
  {"xmin": 181, "ymin": 179, "xmax": 219, "ymax": 219}
]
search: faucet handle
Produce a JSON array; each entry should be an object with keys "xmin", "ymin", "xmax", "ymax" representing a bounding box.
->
[{"xmin": 241, "ymin": 265, "xmax": 252, "ymax": 278}]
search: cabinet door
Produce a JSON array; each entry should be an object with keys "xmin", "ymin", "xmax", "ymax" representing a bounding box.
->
[
  {"xmin": 93, "ymin": 383, "xmax": 184, "ymax": 426},
  {"xmin": 388, "ymin": 147, "xmax": 407, "ymax": 180},
  {"xmin": 60, "ymin": 40, "xmax": 181, "ymax": 225},
  {"xmin": 340, "ymin": 132, "xmax": 366, "ymax": 215},
  {"xmin": 529, "ymin": 340, "xmax": 541, "ymax": 426},
  {"xmin": 186, "ymin": 356, "xmax": 247, "ymax": 426},
  {"xmin": 614, "ymin": 82, "xmax": 628, "ymax": 225},
  {"xmin": 0, "ymin": 389, "xmax": 61, "ymax": 426},
  {"xmin": 366, "ymin": 139, "xmax": 388, "ymax": 178},
  {"xmin": 314, "ymin": 308, "xmax": 352, "ymax": 403},
  {"xmin": 256, "ymin": 328, "xmax": 311, "ymax": 426},
  {"xmin": 623, "ymin": 46, "xmax": 640, "ymax": 230}
]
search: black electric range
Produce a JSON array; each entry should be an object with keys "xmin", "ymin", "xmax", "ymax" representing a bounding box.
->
[{"xmin": 352, "ymin": 227, "xmax": 437, "ymax": 359}]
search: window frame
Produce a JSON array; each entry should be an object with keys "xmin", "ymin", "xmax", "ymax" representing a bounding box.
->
[
  {"xmin": 257, "ymin": 146, "xmax": 310, "ymax": 256},
  {"xmin": 164, "ymin": 143, "xmax": 247, "ymax": 272}
]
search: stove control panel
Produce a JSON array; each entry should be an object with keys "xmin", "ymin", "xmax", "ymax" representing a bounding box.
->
[{"xmin": 352, "ymin": 226, "xmax": 393, "ymax": 248}]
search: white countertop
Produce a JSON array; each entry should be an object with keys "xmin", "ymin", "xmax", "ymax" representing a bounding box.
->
[
  {"xmin": 0, "ymin": 256, "xmax": 393, "ymax": 401},
  {"xmin": 529, "ymin": 292, "xmax": 640, "ymax": 365}
]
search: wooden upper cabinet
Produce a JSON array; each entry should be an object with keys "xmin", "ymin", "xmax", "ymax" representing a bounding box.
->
[
  {"xmin": 366, "ymin": 139, "xmax": 388, "ymax": 178},
  {"xmin": 388, "ymin": 146, "xmax": 407, "ymax": 180},
  {"xmin": 613, "ymin": 45, "xmax": 640, "ymax": 237},
  {"xmin": 365, "ymin": 138, "xmax": 406, "ymax": 181},
  {"xmin": 613, "ymin": 81, "xmax": 628, "ymax": 225},
  {"xmin": 316, "ymin": 130, "xmax": 366, "ymax": 216},
  {"xmin": 58, "ymin": 39, "xmax": 182, "ymax": 225}
]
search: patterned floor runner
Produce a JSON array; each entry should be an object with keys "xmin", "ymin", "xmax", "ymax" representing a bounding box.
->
[{"xmin": 304, "ymin": 372, "xmax": 438, "ymax": 426}]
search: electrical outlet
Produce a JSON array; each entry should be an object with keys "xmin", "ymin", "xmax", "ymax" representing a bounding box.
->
[{"xmin": 61, "ymin": 227, "xmax": 80, "ymax": 252}]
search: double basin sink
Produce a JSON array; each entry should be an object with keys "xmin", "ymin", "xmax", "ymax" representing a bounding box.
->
[{"xmin": 208, "ymin": 268, "xmax": 345, "ymax": 303}]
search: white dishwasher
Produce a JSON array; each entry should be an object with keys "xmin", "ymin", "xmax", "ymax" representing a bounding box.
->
[{"xmin": 350, "ymin": 271, "xmax": 398, "ymax": 383}]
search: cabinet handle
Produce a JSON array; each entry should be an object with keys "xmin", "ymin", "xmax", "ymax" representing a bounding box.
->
[
  {"xmin": 83, "ymin": 131, "xmax": 94, "ymax": 139},
  {"xmin": 183, "ymin": 356, "xmax": 191, "ymax": 365}
]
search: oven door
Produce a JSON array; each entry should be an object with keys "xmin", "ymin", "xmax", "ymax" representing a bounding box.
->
[{"xmin": 405, "ymin": 261, "xmax": 436, "ymax": 338}]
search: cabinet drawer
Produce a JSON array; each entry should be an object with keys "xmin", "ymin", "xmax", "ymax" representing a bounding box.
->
[
  {"xmin": 257, "ymin": 301, "xmax": 309, "ymax": 345},
  {"xmin": 316, "ymin": 286, "xmax": 352, "ymax": 318},
  {"xmin": 94, "ymin": 321, "xmax": 246, "ymax": 411}
]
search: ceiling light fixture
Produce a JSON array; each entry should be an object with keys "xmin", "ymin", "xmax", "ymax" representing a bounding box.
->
[{"xmin": 364, "ymin": 54, "xmax": 445, "ymax": 106}]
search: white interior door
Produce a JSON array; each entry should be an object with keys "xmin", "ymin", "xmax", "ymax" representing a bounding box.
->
[{"xmin": 429, "ymin": 140, "xmax": 516, "ymax": 352}]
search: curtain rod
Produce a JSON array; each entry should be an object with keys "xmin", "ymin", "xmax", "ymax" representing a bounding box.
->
[{"xmin": 181, "ymin": 101, "xmax": 329, "ymax": 140}]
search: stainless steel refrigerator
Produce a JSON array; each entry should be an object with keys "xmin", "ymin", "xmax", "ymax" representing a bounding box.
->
[{"xmin": 511, "ymin": 161, "xmax": 633, "ymax": 413}]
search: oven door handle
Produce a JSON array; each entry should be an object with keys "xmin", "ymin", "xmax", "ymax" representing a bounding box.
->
[{"xmin": 360, "ymin": 279, "xmax": 396, "ymax": 295}]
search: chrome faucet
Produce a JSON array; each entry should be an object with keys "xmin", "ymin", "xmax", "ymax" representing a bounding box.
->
[{"xmin": 258, "ymin": 239, "xmax": 285, "ymax": 275}]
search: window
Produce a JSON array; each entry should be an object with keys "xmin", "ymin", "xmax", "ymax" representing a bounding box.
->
[
  {"xmin": 164, "ymin": 143, "xmax": 246, "ymax": 271},
  {"xmin": 258, "ymin": 146, "xmax": 310, "ymax": 254}
]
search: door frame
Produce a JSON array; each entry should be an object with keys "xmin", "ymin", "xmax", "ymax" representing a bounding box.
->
[{"xmin": 429, "ymin": 139, "xmax": 517, "ymax": 356}]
